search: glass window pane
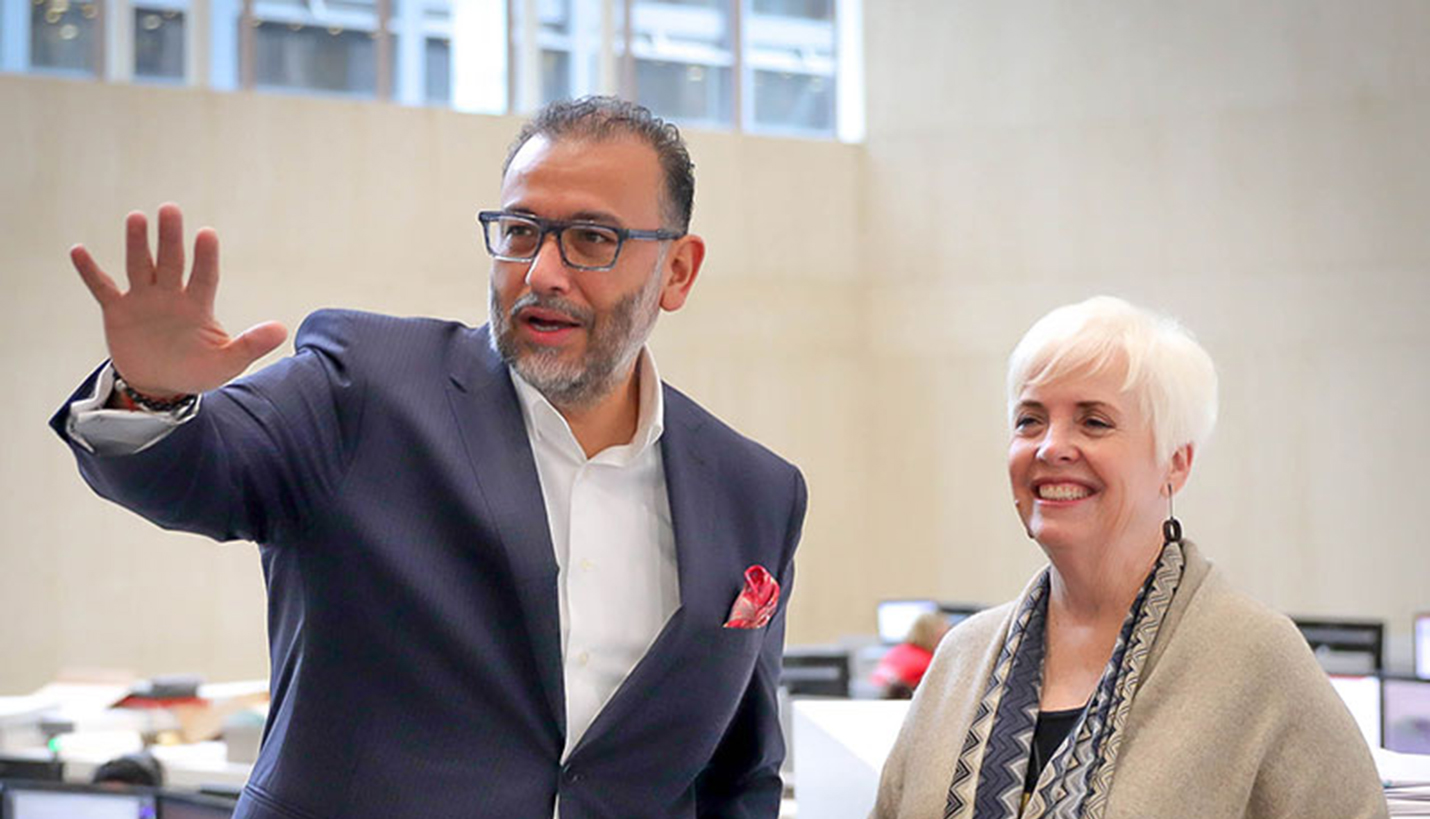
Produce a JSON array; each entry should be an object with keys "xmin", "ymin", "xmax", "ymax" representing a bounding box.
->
[
  {"xmin": 539, "ymin": 0, "xmax": 570, "ymax": 35},
  {"xmin": 541, "ymin": 48, "xmax": 570, "ymax": 103},
  {"xmin": 636, "ymin": 58, "xmax": 730, "ymax": 126},
  {"xmin": 655, "ymin": 0, "xmax": 723, "ymax": 8},
  {"xmin": 30, "ymin": 0, "xmax": 99, "ymax": 75},
  {"xmin": 752, "ymin": 69, "xmax": 831, "ymax": 132},
  {"xmin": 745, "ymin": 3, "xmax": 834, "ymax": 64},
  {"xmin": 134, "ymin": 8, "xmax": 184, "ymax": 80},
  {"xmin": 326, "ymin": 0, "xmax": 376, "ymax": 13},
  {"xmin": 392, "ymin": 0, "xmax": 453, "ymax": 24},
  {"xmin": 424, "ymin": 36, "xmax": 449, "ymax": 105},
  {"xmin": 631, "ymin": 0, "xmax": 732, "ymax": 125},
  {"xmin": 254, "ymin": 22, "xmax": 380, "ymax": 95},
  {"xmin": 751, "ymin": 0, "xmax": 831, "ymax": 20},
  {"xmin": 517, "ymin": 0, "xmax": 606, "ymax": 110},
  {"xmin": 388, "ymin": 0, "xmax": 458, "ymax": 106},
  {"xmin": 449, "ymin": 0, "xmax": 506, "ymax": 114},
  {"xmin": 745, "ymin": 0, "xmax": 836, "ymax": 135},
  {"xmin": 632, "ymin": 0, "xmax": 730, "ymax": 50},
  {"xmin": 423, "ymin": 2, "xmax": 450, "ymax": 24}
]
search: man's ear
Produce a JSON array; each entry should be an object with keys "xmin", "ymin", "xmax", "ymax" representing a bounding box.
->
[
  {"xmin": 1165, "ymin": 443, "xmax": 1195, "ymax": 495},
  {"xmin": 659, "ymin": 234, "xmax": 705, "ymax": 312}
]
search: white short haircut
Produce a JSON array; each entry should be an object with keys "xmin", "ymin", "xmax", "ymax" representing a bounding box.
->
[{"xmin": 1007, "ymin": 296, "xmax": 1218, "ymax": 465}]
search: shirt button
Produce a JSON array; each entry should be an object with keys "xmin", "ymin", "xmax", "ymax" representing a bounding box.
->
[
  {"xmin": 578, "ymin": 651, "xmax": 590, "ymax": 666},
  {"xmin": 580, "ymin": 559, "xmax": 595, "ymax": 572}
]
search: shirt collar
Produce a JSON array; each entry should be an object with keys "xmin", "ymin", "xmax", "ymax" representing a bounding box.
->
[{"xmin": 509, "ymin": 347, "xmax": 665, "ymax": 463}]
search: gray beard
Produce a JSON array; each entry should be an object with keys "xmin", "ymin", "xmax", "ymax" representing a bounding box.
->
[{"xmin": 489, "ymin": 256, "xmax": 664, "ymax": 410}]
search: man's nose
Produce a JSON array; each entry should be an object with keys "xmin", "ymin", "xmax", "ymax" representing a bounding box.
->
[{"xmin": 524, "ymin": 231, "xmax": 572, "ymax": 294}]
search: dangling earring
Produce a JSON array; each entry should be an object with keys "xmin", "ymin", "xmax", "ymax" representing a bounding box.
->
[{"xmin": 1162, "ymin": 483, "xmax": 1183, "ymax": 544}]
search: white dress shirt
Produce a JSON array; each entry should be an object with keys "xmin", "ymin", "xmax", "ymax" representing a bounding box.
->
[
  {"xmin": 65, "ymin": 364, "xmax": 197, "ymax": 455},
  {"xmin": 508, "ymin": 349, "xmax": 680, "ymax": 759},
  {"xmin": 67, "ymin": 350, "xmax": 681, "ymax": 762}
]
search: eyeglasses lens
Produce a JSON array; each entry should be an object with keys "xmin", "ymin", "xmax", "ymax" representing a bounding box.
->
[
  {"xmin": 562, "ymin": 225, "xmax": 620, "ymax": 267},
  {"xmin": 490, "ymin": 216, "xmax": 539, "ymax": 258},
  {"xmin": 488, "ymin": 215, "xmax": 621, "ymax": 268}
]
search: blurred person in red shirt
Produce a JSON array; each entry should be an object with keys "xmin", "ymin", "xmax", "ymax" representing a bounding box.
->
[{"xmin": 872, "ymin": 612, "xmax": 951, "ymax": 698}]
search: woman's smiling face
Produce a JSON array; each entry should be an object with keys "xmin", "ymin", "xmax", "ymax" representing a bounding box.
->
[{"xmin": 1008, "ymin": 364, "xmax": 1180, "ymax": 558}]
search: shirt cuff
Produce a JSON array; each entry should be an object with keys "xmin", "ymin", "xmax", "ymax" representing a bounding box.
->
[{"xmin": 66, "ymin": 363, "xmax": 201, "ymax": 456}]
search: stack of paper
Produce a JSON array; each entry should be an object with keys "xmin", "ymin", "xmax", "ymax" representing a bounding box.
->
[
  {"xmin": 0, "ymin": 694, "xmax": 52, "ymax": 752},
  {"xmin": 1375, "ymin": 747, "xmax": 1430, "ymax": 817},
  {"xmin": 0, "ymin": 681, "xmax": 132, "ymax": 753}
]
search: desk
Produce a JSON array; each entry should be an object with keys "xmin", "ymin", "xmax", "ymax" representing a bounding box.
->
[
  {"xmin": 62, "ymin": 741, "xmax": 252, "ymax": 789},
  {"xmin": 791, "ymin": 699, "xmax": 908, "ymax": 819},
  {"xmin": 1, "ymin": 679, "xmax": 261, "ymax": 790}
]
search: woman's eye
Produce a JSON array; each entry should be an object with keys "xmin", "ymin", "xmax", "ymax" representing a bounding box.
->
[
  {"xmin": 1084, "ymin": 417, "xmax": 1113, "ymax": 430},
  {"xmin": 1014, "ymin": 415, "xmax": 1042, "ymax": 430}
]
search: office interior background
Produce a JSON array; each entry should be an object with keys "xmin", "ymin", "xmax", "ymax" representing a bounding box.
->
[{"xmin": 2, "ymin": 0, "xmax": 1428, "ymax": 696}]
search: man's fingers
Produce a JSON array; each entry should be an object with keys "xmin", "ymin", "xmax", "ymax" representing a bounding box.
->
[
  {"xmin": 188, "ymin": 227, "xmax": 220, "ymax": 308},
  {"xmin": 124, "ymin": 211, "xmax": 154, "ymax": 289},
  {"xmin": 225, "ymin": 321, "xmax": 289, "ymax": 371},
  {"xmin": 154, "ymin": 203, "xmax": 186, "ymax": 289},
  {"xmin": 70, "ymin": 245, "xmax": 122, "ymax": 306}
]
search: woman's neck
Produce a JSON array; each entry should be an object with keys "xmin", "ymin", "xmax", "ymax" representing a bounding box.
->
[
  {"xmin": 1046, "ymin": 538, "xmax": 1160, "ymax": 626},
  {"xmin": 1038, "ymin": 535, "xmax": 1163, "ymax": 710}
]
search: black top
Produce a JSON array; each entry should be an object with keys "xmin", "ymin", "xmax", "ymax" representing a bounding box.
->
[{"xmin": 1023, "ymin": 706, "xmax": 1084, "ymax": 794}]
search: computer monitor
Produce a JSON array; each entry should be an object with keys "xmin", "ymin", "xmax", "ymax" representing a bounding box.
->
[
  {"xmin": 1293, "ymin": 618, "xmax": 1384, "ymax": 674},
  {"xmin": 0, "ymin": 782, "xmax": 156, "ymax": 819},
  {"xmin": 0, "ymin": 756, "xmax": 63, "ymax": 781},
  {"xmin": 877, "ymin": 600, "xmax": 939, "ymax": 644},
  {"xmin": 781, "ymin": 647, "xmax": 852, "ymax": 698},
  {"xmin": 1328, "ymin": 674, "xmax": 1382, "ymax": 748},
  {"xmin": 157, "ymin": 792, "xmax": 235, "ymax": 819},
  {"xmin": 1383, "ymin": 676, "xmax": 1430, "ymax": 754},
  {"xmin": 1415, "ymin": 613, "xmax": 1430, "ymax": 679},
  {"xmin": 939, "ymin": 604, "xmax": 981, "ymax": 630}
]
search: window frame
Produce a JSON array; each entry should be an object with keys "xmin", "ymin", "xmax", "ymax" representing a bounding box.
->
[{"xmin": 0, "ymin": 0, "xmax": 862, "ymax": 140}]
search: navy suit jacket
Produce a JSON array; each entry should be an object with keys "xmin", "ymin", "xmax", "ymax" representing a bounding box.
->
[{"xmin": 52, "ymin": 309, "xmax": 808, "ymax": 819}]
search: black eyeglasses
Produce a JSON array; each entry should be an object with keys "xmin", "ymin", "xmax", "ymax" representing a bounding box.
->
[{"xmin": 476, "ymin": 211, "xmax": 684, "ymax": 271}]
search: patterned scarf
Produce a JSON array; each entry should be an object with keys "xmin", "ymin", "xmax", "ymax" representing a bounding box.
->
[{"xmin": 944, "ymin": 540, "xmax": 1186, "ymax": 819}]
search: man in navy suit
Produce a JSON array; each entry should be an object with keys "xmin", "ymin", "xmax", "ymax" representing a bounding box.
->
[{"xmin": 53, "ymin": 97, "xmax": 807, "ymax": 819}]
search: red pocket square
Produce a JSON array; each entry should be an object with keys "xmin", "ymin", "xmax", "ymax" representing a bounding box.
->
[{"xmin": 724, "ymin": 565, "xmax": 780, "ymax": 629}]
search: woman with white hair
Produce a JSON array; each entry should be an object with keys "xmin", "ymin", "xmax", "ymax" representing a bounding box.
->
[{"xmin": 873, "ymin": 296, "xmax": 1386, "ymax": 818}]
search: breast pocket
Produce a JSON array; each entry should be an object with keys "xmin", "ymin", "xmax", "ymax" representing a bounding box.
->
[{"xmin": 707, "ymin": 621, "xmax": 770, "ymax": 665}]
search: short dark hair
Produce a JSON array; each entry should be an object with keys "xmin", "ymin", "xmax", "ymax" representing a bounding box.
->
[{"xmin": 503, "ymin": 96, "xmax": 696, "ymax": 234}]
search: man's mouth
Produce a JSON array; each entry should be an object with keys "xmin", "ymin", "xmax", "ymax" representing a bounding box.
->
[
  {"xmin": 518, "ymin": 306, "xmax": 583, "ymax": 334},
  {"xmin": 528, "ymin": 316, "xmax": 578, "ymax": 332}
]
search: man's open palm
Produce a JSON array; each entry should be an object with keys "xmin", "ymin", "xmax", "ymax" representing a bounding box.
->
[{"xmin": 70, "ymin": 203, "xmax": 287, "ymax": 398}]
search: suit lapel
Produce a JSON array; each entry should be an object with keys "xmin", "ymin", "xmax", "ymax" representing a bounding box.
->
[
  {"xmin": 660, "ymin": 391, "xmax": 725, "ymax": 621},
  {"xmin": 569, "ymin": 385, "xmax": 725, "ymax": 754},
  {"xmin": 444, "ymin": 325, "xmax": 566, "ymax": 734}
]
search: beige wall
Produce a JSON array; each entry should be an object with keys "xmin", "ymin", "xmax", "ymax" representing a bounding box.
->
[
  {"xmin": 0, "ymin": 75, "xmax": 865, "ymax": 691},
  {"xmin": 851, "ymin": 0, "xmax": 1430, "ymax": 656},
  {"xmin": 3, "ymin": 0, "xmax": 1428, "ymax": 691}
]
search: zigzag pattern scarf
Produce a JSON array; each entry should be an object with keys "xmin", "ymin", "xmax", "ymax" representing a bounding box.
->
[{"xmin": 943, "ymin": 540, "xmax": 1185, "ymax": 819}]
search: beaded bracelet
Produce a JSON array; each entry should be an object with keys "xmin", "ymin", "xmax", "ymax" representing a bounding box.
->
[{"xmin": 113, "ymin": 372, "xmax": 197, "ymax": 413}]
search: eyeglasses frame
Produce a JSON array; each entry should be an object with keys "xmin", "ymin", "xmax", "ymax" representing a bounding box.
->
[{"xmin": 476, "ymin": 210, "xmax": 685, "ymax": 272}]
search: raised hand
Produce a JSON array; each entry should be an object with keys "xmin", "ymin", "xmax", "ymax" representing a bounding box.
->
[{"xmin": 70, "ymin": 203, "xmax": 288, "ymax": 398}]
